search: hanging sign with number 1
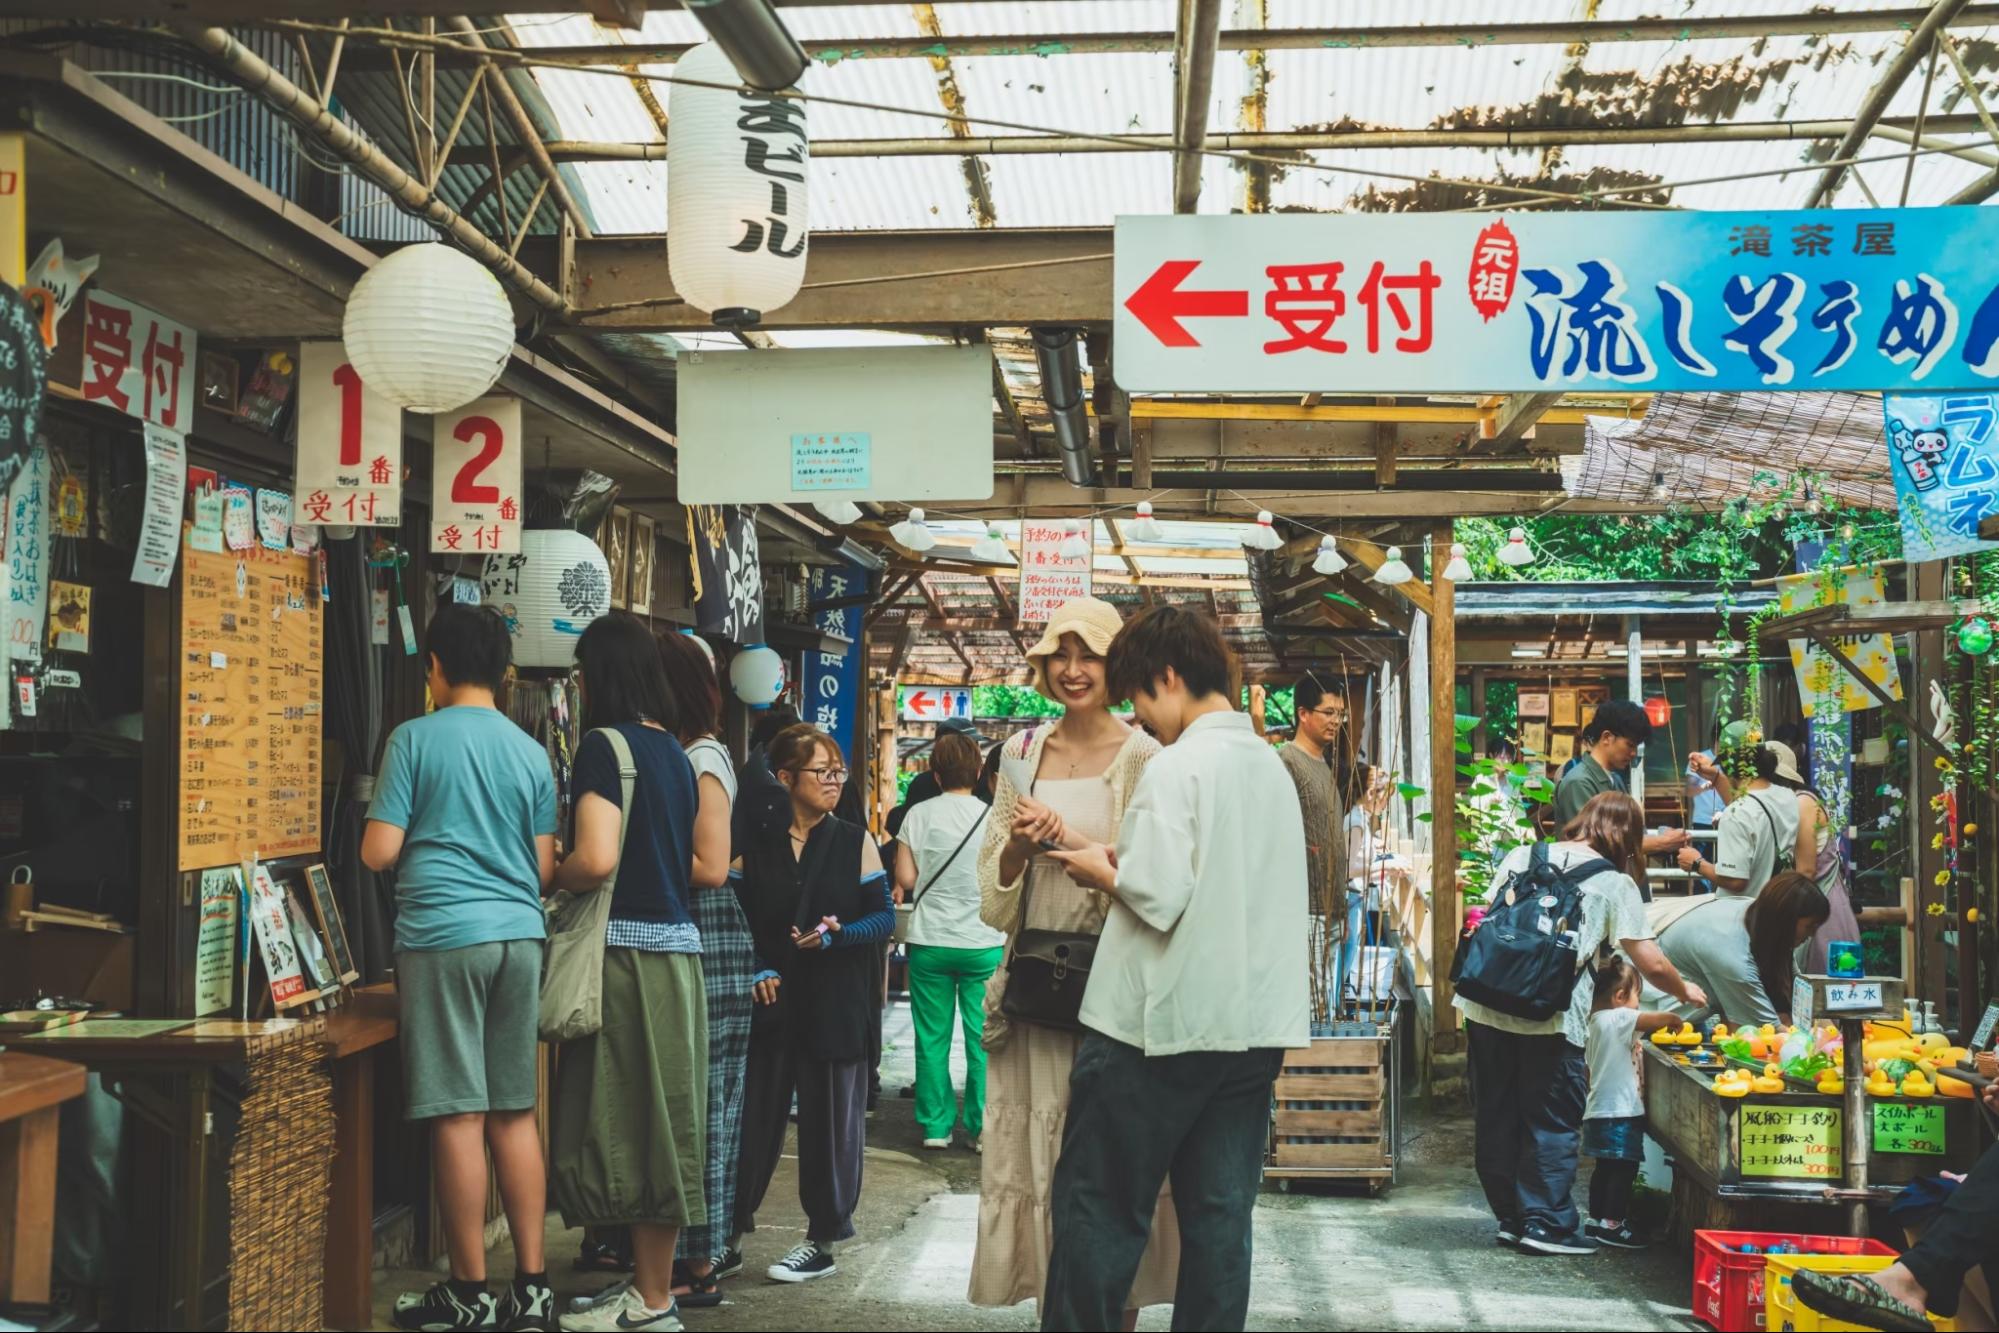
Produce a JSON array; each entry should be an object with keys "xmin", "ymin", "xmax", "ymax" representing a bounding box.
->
[
  {"xmin": 293, "ymin": 340, "xmax": 403, "ymax": 528},
  {"xmin": 430, "ymin": 396, "xmax": 522, "ymax": 555}
]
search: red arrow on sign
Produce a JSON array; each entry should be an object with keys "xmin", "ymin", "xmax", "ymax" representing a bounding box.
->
[
  {"xmin": 908, "ymin": 691, "xmax": 933, "ymax": 715},
  {"xmin": 1124, "ymin": 259, "xmax": 1249, "ymax": 348}
]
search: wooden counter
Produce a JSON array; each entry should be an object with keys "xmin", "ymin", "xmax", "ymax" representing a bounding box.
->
[{"xmin": 0, "ymin": 1052, "xmax": 88, "ymax": 1303}]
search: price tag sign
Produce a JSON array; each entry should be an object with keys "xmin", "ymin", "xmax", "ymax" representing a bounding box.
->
[
  {"xmin": 1825, "ymin": 980, "xmax": 1885, "ymax": 1013},
  {"xmin": 430, "ymin": 396, "xmax": 521, "ymax": 555},
  {"xmin": 1793, "ymin": 975, "xmax": 1815, "ymax": 1027},
  {"xmin": 1873, "ymin": 1103, "xmax": 1946, "ymax": 1156},
  {"xmin": 293, "ymin": 341, "xmax": 402, "ymax": 527},
  {"xmin": 1739, "ymin": 1105, "xmax": 1842, "ymax": 1180}
]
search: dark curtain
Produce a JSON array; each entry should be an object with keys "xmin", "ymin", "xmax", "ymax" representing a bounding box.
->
[{"xmin": 323, "ymin": 531, "xmax": 394, "ymax": 981}]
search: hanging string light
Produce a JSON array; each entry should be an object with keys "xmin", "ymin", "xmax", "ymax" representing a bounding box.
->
[
  {"xmin": 1126, "ymin": 500, "xmax": 1165, "ymax": 543},
  {"xmin": 970, "ymin": 523, "xmax": 1014, "ymax": 564},
  {"xmin": 1241, "ymin": 509, "xmax": 1284, "ymax": 552},
  {"xmin": 1374, "ymin": 545, "xmax": 1415, "ymax": 585},
  {"xmin": 1058, "ymin": 518, "xmax": 1092, "ymax": 560},
  {"xmin": 814, "ymin": 499, "xmax": 861, "ymax": 526},
  {"xmin": 889, "ymin": 506, "xmax": 936, "ymax": 553},
  {"xmin": 1497, "ymin": 526, "xmax": 1537, "ymax": 568},
  {"xmin": 1313, "ymin": 534, "xmax": 1348, "ymax": 576},
  {"xmin": 1442, "ymin": 542, "xmax": 1474, "ymax": 581}
]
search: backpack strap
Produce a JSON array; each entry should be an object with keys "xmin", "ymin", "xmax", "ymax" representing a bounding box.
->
[{"xmin": 589, "ymin": 727, "xmax": 641, "ymax": 902}]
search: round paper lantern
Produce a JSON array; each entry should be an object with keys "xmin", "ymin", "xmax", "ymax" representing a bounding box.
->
[
  {"xmin": 1644, "ymin": 696, "xmax": 1672, "ymax": 728},
  {"xmin": 729, "ymin": 643, "xmax": 786, "ymax": 707},
  {"xmin": 668, "ymin": 42, "xmax": 809, "ymax": 327},
  {"xmin": 480, "ymin": 529, "xmax": 611, "ymax": 668},
  {"xmin": 343, "ymin": 242, "xmax": 514, "ymax": 413}
]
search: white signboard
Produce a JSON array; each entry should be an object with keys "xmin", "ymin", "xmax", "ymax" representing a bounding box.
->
[
  {"xmin": 430, "ymin": 396, "xmax": 521, "ymax": 555},
  {"xmin": 246, "ymin": 861, "xmax": 307, "ymax": 1007},
  {"xmin": 294, "ymin": 340, "xmax": 402, "ymax": 527},
  {"xmin": 677, "ymin": 345, "xmax": 995, "ymax": 504},
  {"xmin": 1825, "ymin": 980, "xmax": 1886, "ymax": 1013},
  {"xmin": 77, "ymin": 290, "xmax": 197, "ymax": 432},
  {"xmin": 901, "ymin": 685, "xmax": 972, "ymax": 722},
  {"xmin": 1017, "ymin": 517, "xmax": 1093, "ymax": 626}
]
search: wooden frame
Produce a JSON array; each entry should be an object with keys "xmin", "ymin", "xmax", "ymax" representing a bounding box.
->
[
  {"xmin": 303, "ymin": 863, "xmax": 359, "ymax": 987},
  {"xmin": 605, "ymin": 506, "xmax": 632, "ymax": 610},
  {"xmin": 628, "ymin": 513, "xmax": 654, "ymax": 615}
]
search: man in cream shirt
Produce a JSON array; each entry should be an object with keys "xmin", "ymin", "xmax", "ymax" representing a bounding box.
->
[{"xmin": 1044, "ymin": 605, "xmax": 1309, "ymax": 1333}]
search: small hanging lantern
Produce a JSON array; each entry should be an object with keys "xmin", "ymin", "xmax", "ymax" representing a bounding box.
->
[
  {"xmin": 1241, "ymin": 510, "xmax": 1283, "ymax": 552},
  {"xmin": 1374, "ymin": 545, "xmax": 1414, "ymax": 585},
  {"xmin": 971, "ymin": 523, "xmax": 1014, "ymax": 564},
  {"xmin": 1312, "ymin": 535, "xmax": 1348, "ymax": 576},
  {"xmin": 1441, "ymin": 542, "xmax": 1473, "ymax": 581},
  {"xmin": 728, "ymin": 643, "xmax": 786, "ymax": 707},
  {"xmin": 1058, "ymin": 519, "xmax": 1092, "ymax": 560},
  {"xmin": 343, "ymin": 242, "xmax": 514, "ymax": 413},
  {"xmin": 814, "ymin": 499, "xmax": 861, "ymax": 526},
  {"xmin": 1497, "ymin": 526, "xmax": 1536, "ymax": 568},
  {"xmin": 1644, "ymin": 696, "xmax": 1673, "ymax": 728},
  {"xmin": 889, "ymin": 507, "xmax": 936, "ymax": 553},
  {"xmin": 479, "ymin": 529, "xmax": 611, "ymax": 669},
  {"xmin": 1126, "ymin": 500, "xmax": 1165, "ymax": 543},
  {"xmin": 667, "ymin": 42, "xmax": 810, "ymax": 328}
]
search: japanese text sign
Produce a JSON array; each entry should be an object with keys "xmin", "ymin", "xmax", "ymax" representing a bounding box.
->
[
  {"xmin": 1017, "ymin": 520, "xmax": 1092, "ymax": 627},
  {"xmin": 1739, "ymin": 1104, "xmax": 1842, "ymax": 1180},
  {"xmin": 1825, "ymin": 979, "xmax": 1887, "ymax": 1013},
  {"xmin": 1776, "ymin": 567, "xmax": 1901, "ymax": 716},
  {"xmin": 294, "ymin": 340, "xmax": 403, "ymax": 528},
  {"xmin": 802, "ymin": 560, "xmax": 865, "ymax": 761},
  {"xmin": 901, "ymin": 686, "xmax": 972, "ymax": 722},
  {"xmin": 791, "ymin": 431, "xmax": 871, "ymax": 491},
  {"xmin": 1115, "ymin": 208, "xmax": 1999, "ymax": 394},
  {"xmin": 1873, "ymin": 1103, "xmax": 1946, "ymax": 1156},
  {"xmin": 1881, "ymin": 394, "xmax": 1999, "ymax": 561},
  {"xmin": 430, "ymin": 396, "xmax": 521, "ymax": 555},
  {"xmin": 77, "ymin": 290, "xmax": 196, "ymax": 430}
]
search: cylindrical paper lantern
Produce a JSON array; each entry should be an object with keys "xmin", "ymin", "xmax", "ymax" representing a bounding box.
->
[
  {"xmin": 667, "ymin": 42, "xmax": 809, "ymax": 327},
  {"xmin": 343, "ymin": 242, "xmax": 514, "ymax": 413},
  {"xmin": 481, "ymin": 529, "xmax": 611, "ymax": 668},
  {"xmin": 729, "ymin": 643, "xmax": 786, "ymax": 707}
]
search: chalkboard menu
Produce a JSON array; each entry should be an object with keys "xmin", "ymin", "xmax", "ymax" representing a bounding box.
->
[{"xmin": 178, "ymin": 540, "xmax": 323, "ymax": 871}]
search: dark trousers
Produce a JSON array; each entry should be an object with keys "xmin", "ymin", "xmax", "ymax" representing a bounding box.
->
[
  {"xmin": 1466, "ymin": 1021, "xmax": 1587, "ymax": 1237},
  {"xmin": 733, "ymin": 1032, "xmax": 867, "ymax": 1245},
  {"xmin": 1903, "ymin": 1138, "xmax": 1999, "ymax": 1319},
  {"xmin": 1587, "ymin": 1159, "xmax": 1639, "ymax": 1223},
  {"xmin": 1041, "ymin": 1032, "xmax": 1283, "ymax": 1333}
]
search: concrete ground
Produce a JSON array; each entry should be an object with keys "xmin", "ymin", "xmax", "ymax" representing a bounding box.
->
[{"xmin": 371, "ymin": 1000, "xmax": 1698, "ymax": 1331}]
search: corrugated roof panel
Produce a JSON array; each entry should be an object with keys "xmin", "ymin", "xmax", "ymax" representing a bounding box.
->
[
  {"xmin": 986, "ymin": 150, "xmax": 1174, "ymax": 224},
  {"xmin": 787, "ymin": 56, "xmax": 956, "ymax": 140},
  {"xmin": 952, "ymin": 52, "xmax": 1174, "ymax": 136},
  {"xmin": 813, "ymin": 154, "xmax": 980, "ymax": 228},
  {"xmin": 933, "ymin": 2, "xmax": 1176, "ymax": 38}
]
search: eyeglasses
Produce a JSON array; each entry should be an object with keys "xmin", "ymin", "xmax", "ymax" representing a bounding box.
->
[
  {"xmin": 799, "ymin": 766, "xmax": 849, "ymax": 784},
  {"xmin": 1308, "ymin": 708, "xmax": 1347, "ymax": 723}
]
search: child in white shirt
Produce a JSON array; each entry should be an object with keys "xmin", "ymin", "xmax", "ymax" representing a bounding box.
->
[{"xmin": 1582, "ymin": 958, "xmax": 1676, "ymax": 1250}]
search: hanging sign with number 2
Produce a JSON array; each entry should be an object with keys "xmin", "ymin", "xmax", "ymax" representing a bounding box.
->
[{"xmin": 430, "ymin": 396, "xmax": 522, "ymax": 556}]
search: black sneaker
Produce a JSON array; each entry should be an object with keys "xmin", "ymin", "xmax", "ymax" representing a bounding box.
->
[
  {"xmin": 1517, "ymin": 1225, "xmax": 1600, "ymax": 1256},
  {"xmin": 1585, "ymin": 1222, "xmax": 1649, "ymax": 1251},
  {"xmin": 767, "ymin": 1241, "xmax": 837, "ymax": 1283},
  {"xmin": 499, "ymin": 1277, "xmax": 555, "ymax": 1331},
  {"xmin": 394, "ymin": 1280, "xmax": 497, "ymax": 1330},
  {"xmin": 1496, "ymin": 1220, "xmax": 1522, "ymax": 1247},
  {"xmin": 712, "ymin": 1246, "xmax": 744, "ymax": 1281}
]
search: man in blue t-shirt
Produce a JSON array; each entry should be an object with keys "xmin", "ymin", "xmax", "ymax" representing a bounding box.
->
[{"xmin": 364, "ymin": 604, "xmax": 557, "ymax": 1332}]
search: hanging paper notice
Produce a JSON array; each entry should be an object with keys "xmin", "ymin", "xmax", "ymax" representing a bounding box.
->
[
  {"xmin": 1776, "ymin": 567, "xmax": 1903, "ymax": 716},
  {"xmin": 1017, "ymin": 519, "xmax": 1094, "ymax": 627},
  {"xmin": 46, "ymin": 580, "xmax": 88, "ymax": 653},
  {"xmin": 790, "ymin": 432, "xmax": 871, "ymax": 491},
  {"xmin": 1740, "ymin": 1104, "xmax": 1842, "ymax": 1179},
  {"xmin": 3, "ymin": 440, "xmax": 49, "ymax": 668},
  {"xmin": 246, "ymin": 861, "xmax": 308, "ymax": 1006},
  {"xmin": 221, "ymin": 488, "xmax": 254, "ymax": 551},
  {"xmin": 1873, "ymin": 1103, "xmax": 1946, "ymax": 1156},
  {"xmin": 131, "ymin": 423, "xmax": 185, "ymax": 588},
  {"xmin": 189, "ymin": 486, "xmax": 223, "ymax": 554},
  {"xmin": 195, "ymin": 866, "xmax": 240, "ymax": 1016},
  {"xmin": 255, "ymin": 489, "xmax": 291, "ymax": 550},
  {"xmin": 431, "ymin": 396, "xmax": 521, "ymax": 555},
  {"xmin": 293, "ymin": 340, "xmax": 403, "ymax": 527},
  {"xmin": 1881, "ymin": 395, "xmax": 1999, "ymax": 562}
]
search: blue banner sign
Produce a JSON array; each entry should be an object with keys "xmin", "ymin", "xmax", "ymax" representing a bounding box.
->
[
  {"xmin": 1881, "ymin": 393, "xmax": 1999, "ymax": 561},
  {"xmin": 802, "ymin": 560, "xmax": 866, "ymax": 763}
]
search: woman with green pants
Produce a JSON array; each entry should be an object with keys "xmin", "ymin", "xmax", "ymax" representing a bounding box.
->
[{"xmin": 893, "ymin": 730, "xmax": 1005, "ymax": 1150}]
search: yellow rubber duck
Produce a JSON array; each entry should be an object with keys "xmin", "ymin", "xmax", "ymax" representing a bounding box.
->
[
  {"xmin": 1673, "ymin": 1023, "xmax": 1703, "ymax": 1046},
  {"xmin": 1650, "ymin": 1025, "xmax": 1678, "ymax": 1046},
  {"xmin": 1901, "ymin": 1071, "xmax": 1935, "ymax": 1098},
  {"xmin": 1760, "ymin": 1024, "xmax": 1777, "ymax": 1038},
  {"xmin": 1714, "ymin": 1070, "xmax": 1751, "ymax": 1098},
  {"xmin": 1865, "ymin": 1069, "xmax": 1898, "ymax": 1097},
  {"xmin": 1817, "ymin": 1074, "xmax": 1845, "ymax": 1096},
  {"xmin": 1751, "ymin": 1072, "xmax": 1786, "ymax": 1094},
  {"xmin": 1712, "ymin": 1023, "xmax": 1731, "ymax": 1041}
]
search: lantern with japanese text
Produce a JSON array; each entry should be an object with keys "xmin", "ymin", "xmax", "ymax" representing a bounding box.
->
[
  {"xmin": 729, "ymin": 643, "xmax": 786, "ymax": 707},
  {"xmin": 480, "ymin": 528, "xmax": 611, "ymax": 669},
  {"xmin": 667, "ymin": 42, "xmax": 809, "ymax": 328},
  {"xmin": 343, "ymin": 243, "xmax": 514, "ymax": 413}
]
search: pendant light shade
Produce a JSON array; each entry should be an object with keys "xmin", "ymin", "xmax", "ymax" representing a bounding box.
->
[
  {"xmin": 728, "ymin": 643, "xmax": 787, "ymax": 707},
  {"xmin": 1125, "ymin": 500, "xmax": 1165, "ymax": 543},
  {"xmin": 343, "ymin": 242, "xmax": 513, "ymax": 413},
  {"xmin": 970, "ymin": 523, "xmax": 1014, "ymax": 564},
  {"xmin": 1497, "ymin": 526, "xmax": 1537, "ymax": 568},
  {"xmin": 1442, "ymin": 542, "xmax": 1474, "ymax": 581},
  {"xmin": 1242, "ymin": 510, "xmax": 1283, "ymax": 552},
  {"xmin": 813, "ymin": 499, "xmax": 861, "ymax": 526},
  {"xmin": 889, "ymin": 506, "xmax": 935, "ymax": 553},
  {"xmin": 479, "ymin": 529, "xmax": 611, "ymax": 668},
  {"xmin": 1313, "ymin": 535, "xmax": 1348, "ymax": 576},
  {"xmin": 1057, "ymin": 519, "xmax": 1092, "ymax": 560},
  {"xmin": 667, "ymin": 42, "xmax": 810, "ymax": 328},
  {"xmin": 1373, "ymin": 545, "xmax": 1414, "ymax": 585}
]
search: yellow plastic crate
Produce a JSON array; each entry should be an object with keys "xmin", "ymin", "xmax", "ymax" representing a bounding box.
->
[{"xmin": 1764, "ymin": 1255, "xmax": 1956, "ymax": 1332}]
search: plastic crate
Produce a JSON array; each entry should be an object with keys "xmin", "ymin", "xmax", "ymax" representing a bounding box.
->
[
  {"xmin": 1764, "ymin": 1254, "xmax": 1956, "ymax": 1331},
  {"xmin": 1692, "ymin": 1230, "xmax": 1897, "ymax": 1331}
]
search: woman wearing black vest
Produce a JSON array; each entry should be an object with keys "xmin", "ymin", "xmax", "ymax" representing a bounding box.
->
[{"xmin": 730, "ymin": 723, "xmax": 894, "ymax": 1283}]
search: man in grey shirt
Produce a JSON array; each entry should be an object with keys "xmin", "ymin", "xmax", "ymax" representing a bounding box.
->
[
  {"xmin": 1278, "ymin": 673, "xmax": 1348, "ymax": 923},
  {"xmin": 1553, "ymin": 700, "xmax": 1687, "ymax": 861}
]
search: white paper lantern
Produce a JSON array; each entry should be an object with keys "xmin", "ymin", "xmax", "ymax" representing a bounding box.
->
[
  {"xmin": 1241, "ymin": 510, "xmax": 1283, "ymax": 551},
  {"xmin": 343, "ymin": 242, "xmax": 514, "ymax": 413},
  {"xmin": 480, "ymin": 529, "xmax": 611, "ymax": 668},
  {"xmin": 1312, "ymin": 535, "xmax": 1348, "ymax": 576},
  {"xmin": 1497, "ymin": 526, "xmax": 1537, "ymax": 568},
  {"xmin": 1373, "ymin": 545, "xmax": 1414, "ymax": 585},
  {"xmin": 814, "ymin": 499, "xmax": 861, "ymax": 526},
  {"xmin": 889, "ymin": 506, "xmax": 936, "ymax": 553},
  {"xmin": 1442, "ymin": 542, "xmax": 1474, "ymax": 581},
  {"xmin": 971, "ymin": 523, "xmax": 1014, "ymax": 564},
  {"xmin": 729, "ymin": 643, "xmax": 786, "ymax": 707},
  {"xmin": 1125, "ymin": 500, "xmax": 1165, "ymax": 543},
  {"xmin": 668, "ymin": 42, "xmax": 809, "ymax": 327}
]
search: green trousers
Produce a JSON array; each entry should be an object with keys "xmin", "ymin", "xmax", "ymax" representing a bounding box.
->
[{"xmin": 905, "ymin": 943, "xmax": 1005, "ymax": 1142}]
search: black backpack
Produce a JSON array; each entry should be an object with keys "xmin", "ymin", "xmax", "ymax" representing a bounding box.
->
[{"xmin": 1450, "ymin": 843, "xmax": 1615, "ymax": 1022}]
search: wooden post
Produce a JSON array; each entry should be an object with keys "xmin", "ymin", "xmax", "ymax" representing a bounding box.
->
[
  {"xmin": 1910, "ymin": 560, "xmax": 1950, "ymax": 1010},
  {"xmin": 1430, "ymin": 523, "xmax": 1461, "ymax": 1051}
]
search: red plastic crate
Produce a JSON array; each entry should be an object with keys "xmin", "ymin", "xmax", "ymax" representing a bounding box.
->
[{"xmin": 1692, "ymin": 1231, "xmax": 1897, "ymax": 1332}]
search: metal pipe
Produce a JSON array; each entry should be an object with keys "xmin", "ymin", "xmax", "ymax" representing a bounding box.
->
[
  {"xmin": 1032, "ymin": 327, "xmax": 1096, "ymax": 488},
  {"xmin": 679, "ymin": 0, "xmax": 809, "ymax": 92},
  {"xmin": 447, "ymin": 16, "xmax": 595, "ymax": 240},
  {"xmin": 1805, "ymin": 0, "xmax": 1972, "ymax": 206},
  {"xmin": 180, "ymin": 26, "xmax": 569, "ymax": 315},
  {"xmin": 1142, "ymin": 469, "xmax": 1567, "ymax": 492},
  {"xmin": 1172, "ymin": 0, "xmax": 1225, "ymax": 213}
]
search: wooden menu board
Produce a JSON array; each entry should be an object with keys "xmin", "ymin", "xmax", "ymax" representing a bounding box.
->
[{"xmin": 178, "ymin": 541, "xmax": 324, "ymax": 871}]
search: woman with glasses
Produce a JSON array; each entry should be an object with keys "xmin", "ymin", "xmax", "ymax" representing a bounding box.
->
[{"xmin": 729, "ymin": 723, "xmax": 893, "ymax": 1284}]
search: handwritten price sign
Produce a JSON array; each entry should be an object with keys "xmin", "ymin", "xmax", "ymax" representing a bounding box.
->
[
  {"xmin": 1740, "ymin": 1105, "xmax": 1842, "ymax": 1180},
  {"xmin": 1873, "ymin": 1103, "xmax": 1946, "ymax": 1156}
]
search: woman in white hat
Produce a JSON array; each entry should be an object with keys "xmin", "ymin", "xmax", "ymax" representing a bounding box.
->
[{"xmin": 968, "ymin": 597, "xmax": 1176, "ymax": 1325}]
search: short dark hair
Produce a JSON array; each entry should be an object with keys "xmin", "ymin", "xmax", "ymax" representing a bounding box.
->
[
  {"xmin": 1294, "ymin": 672, "xmax": 1343, "ymax": 714},
  {"xmin": 1592, "ymin": 957, "xmax": 1641, "ymax": 1006},
  {"xmin": 1583, "ymin": 699, "xmax": 1652, "ymax": 747},
  {"xmin": 657, "ymin": 632, "xmax": 721, "ymax": 742},
  {"xmin": 750, "ymin": 703, "xmax": 802, "ymax": 750},
  {"xmin": 426, "ymin": 604, "xmax": 513, "ymax": 692},
  {"xmin": 574, "ymin": 610, "xmax": 679, "ymax": 735},
  {"xmin": 768, "ymin": 722, "xmax": 838, "ymax": 776},
  {"xmin": 1105, "ymin": 604, "xmax": 1237, "ymax": 703},
  {"xmin": 931, "ymin": 731, "xmax": 982, "ymax": 790}
]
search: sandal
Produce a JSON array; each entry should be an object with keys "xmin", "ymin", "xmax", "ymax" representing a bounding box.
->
[
  {"xmin": 1790, "ymin": 1269, "xmax": 1932, "ymax": 1333},
  {"xmin": 671, "ymin": 1266, "xmax": 724, "ymax": 1309},
  {"xmin": 572, "ymin": 1239, "xmax": 634, "ymax": 1274}
]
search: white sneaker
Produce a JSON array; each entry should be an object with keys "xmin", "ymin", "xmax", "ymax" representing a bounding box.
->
[
  {"xmin": 921, "ymin": 1137, "xmax": 951, "ymax": 1150},
  {"xmin": 971, "ymin": 1136, "xmax": 982, "ymax": 1154},
  {"xmin": 566, "ymin": 1278, "xmax": 631, "ymax": 1313},
  {"xmin": 556, "ymin": 1283, "xmax": 682, "ymax": 1331}
]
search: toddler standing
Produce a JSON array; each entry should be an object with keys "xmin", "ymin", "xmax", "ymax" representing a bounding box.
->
[{"xmin": 1582, "ymin": 958, "xmax": 1675, "ymax": 1249}]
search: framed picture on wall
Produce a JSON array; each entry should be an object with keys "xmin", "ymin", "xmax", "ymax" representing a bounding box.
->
[
  {"xmin": 629, "ymin": 514, "xmax": 655, "ymax": 615},
  {"xmin": 1520, "ymin": 721, "xmax": 1548, "ymax": 757},
  {"xmin": 1518, "ymin": 690, "xmax": 1550, "ymax": 719},
  {"xmin": 1548, "ymin": 731, "xmax": 1576, "ymax": 765},
  {"xmin": 1551, "ymin": 688, "xmax": 1580, "ymax": 728},
  {"xmin": 605, "ymin": 507, "xmax": 632, "ymax": 610}
]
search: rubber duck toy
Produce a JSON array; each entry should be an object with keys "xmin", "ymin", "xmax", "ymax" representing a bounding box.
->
[
  {"xmin": 1714, "ymin": 1070, "xmax": 1752, "ymax": 1098},
  {"xmin": 1650, "ymin": 1024, "xmax": 1679, "ymax": 1047},
  {"xmin": 1673, "ymin": 1023, "xmax": 1704, "ymax": 1046},
  {"xmin": 1816, "ymin": 1073, "xmax": 1845, "ymax": 1096},
  {"xmin": 1865, "ymin": 1068, "xmax": 1898, "ymax": 1097},
  {"xmin": 1751, "ymin": 1063, "xmax": 1787, "ymax": 1094},
  {"xmin": 1760, "ymin": 1024, "xmax": 1777, "ymax": 1038},
  {"xmin": 1901, "ymin": 1071, "xmax": 1935, "ymax": 1098},
  {"xmin": 1712, "ymin": 1023, "xmax": 1731, "ymax": 1042}
]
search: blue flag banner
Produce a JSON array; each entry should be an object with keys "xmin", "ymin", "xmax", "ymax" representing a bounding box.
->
[
  {"xmin": 1881, "ymin": 393, "xmax": 1999, "ymax": 561},
  {"xmin": 803, "ymin": 559, "xmax": 866, "ymax": 763}
]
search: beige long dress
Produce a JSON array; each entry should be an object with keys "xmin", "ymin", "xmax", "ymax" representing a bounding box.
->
[{"xmin": 968, "ymin": 727, "xmax": 1180, "ymax": 1310}]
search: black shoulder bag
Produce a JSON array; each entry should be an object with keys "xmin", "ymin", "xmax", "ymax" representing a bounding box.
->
[{"xmin": 999, "ymin": 758, "xmax": 1101, "ymax": 1033}]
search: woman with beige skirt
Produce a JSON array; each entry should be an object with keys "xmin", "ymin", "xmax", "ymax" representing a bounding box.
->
[{"xmin": 969, "ymin": 597, "xmax": 1178, "ymax": 1327}]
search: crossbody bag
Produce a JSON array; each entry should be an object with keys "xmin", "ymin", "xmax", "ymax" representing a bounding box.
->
[
  {"xmin": 891, "ymin": 806, "xmax": 984, "ymax": 945},
  {"xmin": 538, "ymin": 727, "xmax": 638, "ymax": 1042},
  {"xmin": 997, "ymin": 735, "xmax": 1101, "ymax": 1034}
]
